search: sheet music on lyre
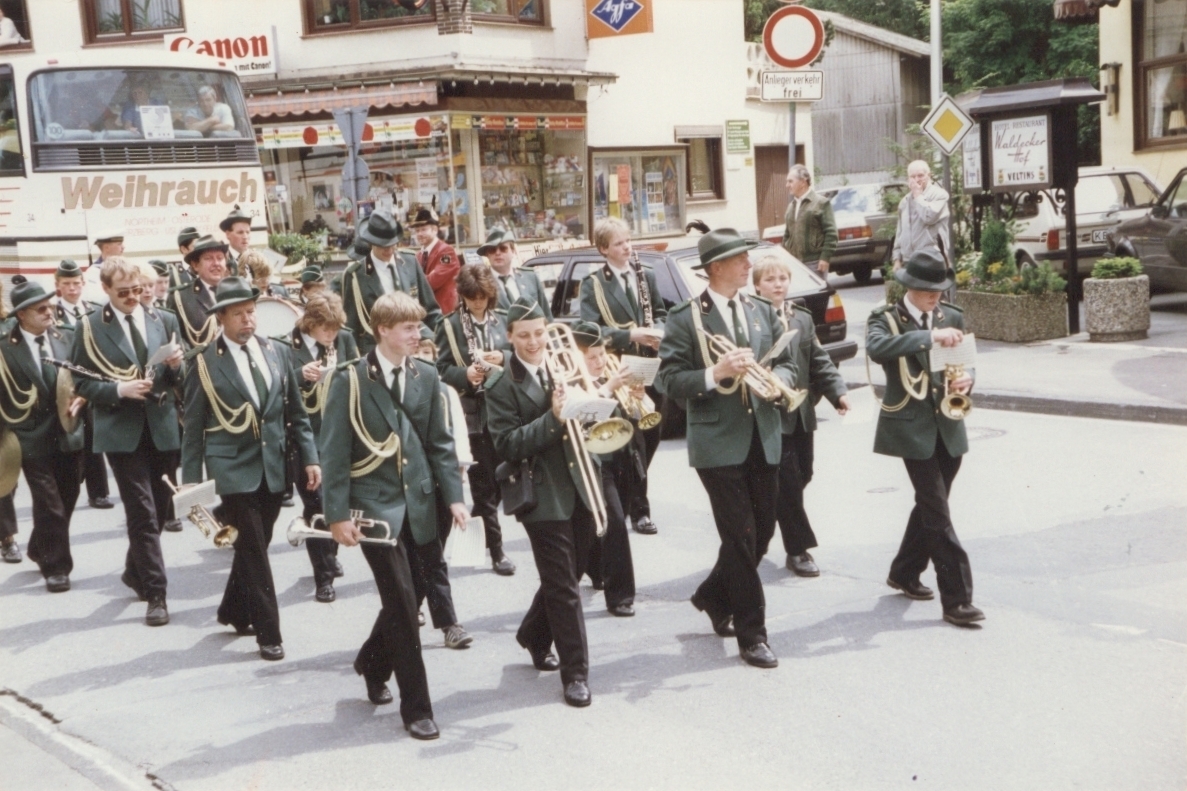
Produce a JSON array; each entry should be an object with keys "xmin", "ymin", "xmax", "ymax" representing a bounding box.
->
[
  {"xmin": 619, "ymin": 355, "xmax": 660, "ymax": 386},
  {"xmin": 560, "ymin": 390, "xmax": 618, "ymax": 423},
  {"xmin": 446, "ymin": 516, "xmax": 487, "ymax": 568},
  {"xmin": 930, "ymin": 333, "xmax": 978, "ymax": 372}
]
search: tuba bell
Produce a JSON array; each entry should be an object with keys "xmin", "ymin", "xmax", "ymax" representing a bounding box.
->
[{"xmin": 939, "ymin": 364, "xmax": 973, "ymax": 420}]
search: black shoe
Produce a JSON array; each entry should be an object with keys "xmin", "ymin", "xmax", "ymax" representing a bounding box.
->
[
  {"xmin": 120, "ymin": 570, "xmax": 146, "ymax": 601},
  {"xmin": 943, "ymin": 604, "xmax": 985, "ymax": 627},
  {"xmin": 89, "ymin": 497, "xmax": 114, "ymax": 510},
  {"xmin": 887, "ymin": 577, "xmax": 935, "ymax": 601},
  {"xmin": 491, "ymin": 554, "xmax": 516, "ymax": 576},
  {"xmin": 145, "ymin": 597, "xmax": 169, "ymax": 627},
  {"xmin": 331, "ymin": 557, "xmax": 345, "ymax": 578},
  {"xmin": 405, "ymin": 719, "xmax": 440, "ymax": 740},
  {"xmin": 740, "ymin": 642, "xmax": 779, "ymax": 668},
  {"xmin": 217, "ymin": 616, "xmax": 255, "ymax": 636},
  {"xmin": 259, "ymin": 644, "xmax": 285, "ymax": 661},
  {"xmin": 632, "ymin": 517, "xmax": 657, "ymax": 535},
  {"xmin": 564, "ymin": 680, "xmax": 591, "ymax": 708},
  {"xmin": 589, "ymin": 576, "xmax": 604, "ymax": 591},
  {"xmin": 2, "ymin": 539, "xmax": 21, "ymax": 563},
  {"xmin": 365, "ymin": 678, "xmax": 393, "ymax": 705},
  {"xmin": 787, "ymin": 552, "xmax": 820, "ymax": 577},
  {"xmin": 608, "ymin": 603, "xmax": 635, "ymax": 617},
  {"xmin": 45, "ymin": 574, "xmax": 70, "ymax": 593},
  {"xmin": 529, "ymin": 647, "xmax": 560, "ymax": 672},
  {"xmin": 281, "ymin": 496, "xmax": 295, "ymax": 508},
  {"xmin": 315, "ymin": 583, "xmax": 336, "ymax": 603},
  {"xmin": 162, "ymin": 519, "xmax": 183, "ymax": 533},
  {"xmin": 690, "ymin": 593, "xmax": 735, "ymax": 637},
  {"xmin": 443, "ymin": 624, "xmax": 473, "ymax": 649}
]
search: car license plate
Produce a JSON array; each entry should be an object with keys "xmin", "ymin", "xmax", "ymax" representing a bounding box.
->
[{"xmin": 1091, "ymin": 229, "xmax": 1110, "ymax": 243}]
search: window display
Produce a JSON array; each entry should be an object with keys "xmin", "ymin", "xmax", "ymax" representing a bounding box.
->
[
  {"xmin": 478, "ymin": 128, "xmax": 586, "ymax": 241},
  {"xmin": 591, "ymin": 148, "xmax": 686, "ymax": 238}
]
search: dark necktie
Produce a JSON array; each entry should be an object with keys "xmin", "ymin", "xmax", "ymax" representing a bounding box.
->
[
  {"xmin": 390, "ymin": 366, "xmax": 402, "ymax": 406},
  {"xmin": 920, "ymin": 313, "xmax": 929, "ymax": 330},
  {"xmin": 388, "ymin": 262, "xmax": 402, "ymax": 292},
  {"xmin": 500, "ymin": 275, "xmax": 520, "ymax": 302},
  {"xmin": 242, "ymin": 345, "xmax": 269, "ymax": 409},
  {"xmin": 126, "ymin": 315, "xmax": 148, "ymax": 368},
  {"xmin": 315, "ymin": 342, "xmax": 328, "ymax": 365},
  {"xmin": 622, "ymin": 272, "xmax": 639, "ymax": 315},
  {"xmin": 728, "ymin": 299, "xmax": 749, "ymax": 349},
  {"xmin": 537, "ymin": 367, "xmax": 550, "ymax": 394},
  {"xmin": 35, "ymin": 336, "xmax": 55, "ymax": 389},
  {"xmin": 197, "ymin": 283, "xmax": 214, "ymax": 309}
]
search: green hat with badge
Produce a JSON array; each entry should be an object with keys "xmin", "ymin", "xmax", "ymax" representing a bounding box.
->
[
  {"xmin": 218, "ymin": 204, "xmax": 252, "ymax": 232},
  {"xmin": 894, "ymin": 249, "xmax": 953, "ymax": 292},
  {"xmin": 477, "ymin": 227, "xmax": 516, "ymax": 257},
  {"xmin": 357, "ymin": 210, "xmax": 402, "ymax": 247},
  {"xmin": 184, "ymin": 235, "xmax": 230, "ymax": 265},
  {"xmin": 148, "ymin": 260, "xmax": 170, "ymax": 277},
  {"xmin": 505, "ymin": 297, "xmax": 545, "ymax": 328},
  {"xmin": 694, "ymin": 227, "xmax": 760, "ymax": 270},
  {"xmin": 571, "ymin": 321, "xmax": 605, "ymax": 349},
  {"xmin": 299, "ymin": 265, "xmax": 325, "ymax": 285},
  {"xmin": 10, "ymin": 280, "xmax": 53, "ymax": 313},
  {"xmin": 55, "ymin": 260, "xmax": 84, "ymax": 279},
  {"xmin": 206, "ymin": 276, "xmax": 260, "ymax": 314},
  {"xmin": 177, "ymin": 226, "xmax": 201, "ymax": 247}
]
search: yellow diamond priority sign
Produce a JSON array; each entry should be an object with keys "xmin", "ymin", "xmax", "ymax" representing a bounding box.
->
[{"xmin": 921, "ymin": 95, "xmax": 974, "ymax": 156}]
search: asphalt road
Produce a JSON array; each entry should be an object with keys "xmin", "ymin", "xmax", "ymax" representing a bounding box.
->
[{"xmin": 1, "ymin": 405, "xmax": 1184, "ymax": 791}]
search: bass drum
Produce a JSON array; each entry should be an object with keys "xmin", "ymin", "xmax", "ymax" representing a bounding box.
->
[{"xmin": 255, "ymin": 297, "xmax": 302, "ymax": 337}]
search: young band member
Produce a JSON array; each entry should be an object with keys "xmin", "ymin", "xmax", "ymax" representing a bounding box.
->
[
  {"xmin": 298, "ymin": 266, "xmax": 327, "ymax": 305},
  {"xmin": 239, "ymin": 250, "xmax": 289, "ymax": 300},
  {"xmin": 409, "ymin": 207, "xmax": 461, "ymax": 315},
  {"xmin": 571, "ymin": 321, "xmax": 638, "ymax": 617},
  {"xmin": 341, "ymin": 211, "xmax": 442, "ymax": 354},
  {"xmin": 220, "ymin": 205, "xmax": 253, "ymax": 275},
  {"xmin": 477, "ymin": 229, "xmax": 553, "ymax": 320},
  {"xmin": 751, "ymin": 254, "xmax": 850, "ymax": 576},
  {"xmin": 171, "ymin": 235, "xmax": 228, "ymax": 349},
  {"xmin": 71, "ymin": 258, "xmax": 184, "ymax": 625},
  {"xmin": 182, "ymin": 277, "xmax": 321, "ymax": 659},
  {"xmin": 485, "ymin": 298, "xmax": 601, "ymax": 708},
  {"xmin": 1, "ymin": 281, "xmax": 85, "ymax": 592},
  {"xmin": 320, "ymin": 291, "xmax": 471, "ymax": 740},
  {"xmin": 276, "ymin": 292, "xmax": 358, "ymax": 603},
  {"xmin": 435, "ymin": 263, "xmax": 516, "ymax": 576},
  {"xmin": 656, "ymin": 229, "xmax": 797, "ymax": 669},
  {"xmin": 148, "ymin": 261, "xmax": 172, "ymax": 310},
  {"xmin": 866, "ymin": 250, "xmax": 982, "ymax": 627},
  {"xmin": 579, "ymin": 217, "xmax": 666, "ymax": 536}
]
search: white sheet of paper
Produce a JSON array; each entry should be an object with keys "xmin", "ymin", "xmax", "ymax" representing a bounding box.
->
[
  {"xmin": 930, "ymin": 333, "xmax": 977, "ymax": 371},
  {"xmin": 840, "ymin": 385, "xmax": 877, "ymax": 426},
  {"xmin": 172, "ymin": 479, "xmax": 218, "ymax": 514},
  {"xmin": 759, "ymin": 329, "xmax": 799, "ymax": 366},
  {"xmin": 446, "ymin": 516, "xmax": 487, "ymax": 568},
  {"xmin": 139, "ymin": 105, "xmax": 174, "ymax": 140},
  {"xmin": 146, "ymin": 342, "xmax": 180, "ymax": 368},
  {"xmin": 560, "ymin": 390, "xmax": 618, "ymax": 423},
  {"xmin": 619, "ymin": 355, "xmax": 660, "ymax": 386}
]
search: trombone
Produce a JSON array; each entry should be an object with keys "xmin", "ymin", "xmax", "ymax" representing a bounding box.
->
[
  {"xmin": 287, "ymin": 512, "xmax": 398, "ymax": 547},
  {"xmin": 603, "ymin": 353, "xmax": 661, "ymax": 430},
  {"xmin": 161, "ymin": 477, "xmax": 237, "ymax": 548},
  {"xmin": 940, "ymin": 363, "xmax": 973, "ymax": 420},
  {"xmin": 697, "ymin": 329, "xmax": 808, "ymax": 412}
]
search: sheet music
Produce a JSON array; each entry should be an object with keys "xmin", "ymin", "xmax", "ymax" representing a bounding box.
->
[
  {"xmin": 146, "ymin": 341, "xmax": 180, "ymax": 368},
  {"xmin": 929, "ymin": 333, "xmax": 978, "ymax": 372},
  {"xmin": 759, "ymin": 329, "xmax": 799, "ymax": 366},
  {"xmin": 172, "ymin": 479, "xmax": 218, "ymax": 514},
  {"xmin": 560, "ymin": 390, "xmax": 619, "ymax": 423},
  {"xmin": 619, "ymin": 355, "xmax": 660, "ymax": 386},
  {"xmin": 446, "ymin": 516, "xmax": 487, "ymax": 567}
]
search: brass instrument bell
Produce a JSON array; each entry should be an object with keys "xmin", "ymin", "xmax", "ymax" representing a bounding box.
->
[{"xmin": 940, "ymin": 364, "xmax": 972, "ymax": 421}]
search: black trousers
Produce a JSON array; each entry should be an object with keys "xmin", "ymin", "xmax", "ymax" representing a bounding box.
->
[
  {"xmin": 627, "ymin": 387, "xmax": 661, "ymax": 523},
  {"xmin": 517, "ymin": 500, "xmax": 595, "ymax": 685},
  {"xmin": 694, "ymin": 428, "xmax": 777, "ymax": 649},
  {"xmin": 291, "ymin": 457, "xmax": 338, "ymax": 588},
  {"xmin": 890, "ymin": 438, "xmax": 974, "ymax": 609},
  {"xmin": 218, "ymin": 484, "xmax": 285, "ymax": 646},
  {"xmin": 107, "ymin": 431, "xmax": 173, "ymax": 599},
  {"xmin": 22, "ymin": 451, "xmax": 83, "ymax": 578},
  {"xmin": 82, "ymin": 418, "xmax": 109, "ymax": 501},
  {"xmin": 355, "ymin": 530, "xmax": 434, "ymax": 726},
  {"xmin": 0, "ymin": 490, "xmax": 17, "ymax": 541},
  {"xmin": 587, "ymin": 454, "xmax": 636, "ymax": 608},
  {"xmin": 467, "ymin": 429, "xmax": 505, "ymax": 557},
  {"xmin": 764, "ymin": 423, "xmax": 819, "ymax": 559},
  {"xmin": 402, "ymin": 520, "xmax": 458, "ymax": 629}
]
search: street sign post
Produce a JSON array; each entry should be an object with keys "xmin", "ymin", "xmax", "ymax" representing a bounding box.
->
[
  {"xmin": 331, "ymin": 107, "xmax": 371, "ymax": 208},
  {"xmin": 920, "ymin": 94, "xmax": 975, "ymax": 156},
  {"xmin": 762, "ymin": 5, "xmax": 826, "ymax": 171}
]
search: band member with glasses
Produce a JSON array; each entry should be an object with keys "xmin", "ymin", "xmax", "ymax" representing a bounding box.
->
[{"xmin": 478, "ymin": 229, "xmax": 553, "ymax": 321}]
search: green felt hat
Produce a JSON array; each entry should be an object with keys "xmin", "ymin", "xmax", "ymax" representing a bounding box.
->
[
  {"xmin": 476, "ymin": 227, "xmax": 515, "ymax": 257},
  {"xmin": 357, "ymin": 210, "xmax": 402, "ymax": 247},
  {"xmin": 505, "ymin": 297, "xmax": 545, "ymax": 327},
  {"xmin": 10, "ymin": 280, "xmax": 53, "ymax": 313},
  {"xmin": 894, "ymin": 249, "xmax": 953, "ymax": 292},
  {"xmin": 571, "ymin": 321, "xmax": 604, "ymax": 349},
  {"xmin": 55, "ymin": 260, "xmax": 84, "ymax": 279},
  {"xmin": 694, "ymin": 227, "xmax": 759, "ymax": 270},
  {"xmin": 218, "ymin": 205, "xmax": 252, "ymax": 232},
  {"xmin": 177, "ymin": 226, "xmax": 201, "ymax": 247},
  {"xmin": 184, "ymin": 235, "xmax": 230, "ymax": 266},
  {"xmin": 206, "ymin": 276, "xmax": 260, "ymax": 314},
  {"xmin": 299, "ymin": 266, "xmax": 325, "ymax": 285}
]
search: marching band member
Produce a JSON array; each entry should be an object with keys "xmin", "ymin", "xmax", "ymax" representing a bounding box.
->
[
  {"xmin": 148, "ymin": 261, "xmax": 173, "ymax": 310},
  {"xmin": 435, "ymin": 263, "xmax": 516, "ymax": 576},
  {"xmin": 478, "ymin": 229, "xmax": 553, "ymax": 320},
  {"xmin": 866, "ymin": 250, "xmax": 982, "ymax": 627},
  {"xmin": 171, "ymin": 235, "xmax": 228, "ymax": 349},
  {"xmin": 298, "ymin": 265, "xmax": 327, "ymax": 304},
  {"xmin": 1, "ymin": 281, "xmax": 85, "ymax": 592},
  {"xmin": 71, "ymin": 258, "xmax": 184, "ymax": 624},
  {"xmin": 409, "ymin": 207, "xmax": 461, "ymax": 315},
  {"xmin": 656, "ymin": 229, "xmax": 797, "ymax": 669},
  {"xmin": 485, "ymin": 298, "xmax": 600, "ymax": 708},
  {"xmin": 580, "ymin": 217, "xmax": 666, "ymax": 536},
  {"xmin": 220, "ymin": 205, "xmax": 254, "ymax": 276},
  {"xmin": 320, "ymin": 291, "xmax": 470, "ymax": 740},
  {"xmin": 181, "ymin": 277, "xmax": 320, "ymax": 659},
  {"xmin": 239, "ymin": 250, "xmax": 289, "ymax": 299},
  {"xmin": 750, "ymin": 254, "xmax": 850, "ymax": 576},
  {"xmin": 276, "ymin": 292, "xmax": 357, "ymax": 603}
]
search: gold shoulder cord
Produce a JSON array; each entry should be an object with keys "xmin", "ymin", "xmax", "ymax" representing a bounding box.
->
[
  {"xmin": 81, "ymin": 318, "xmax": 140, "ymax": 380},
  {"xmin": 873, "ymin": 310, "xmax": 929, "ymax": 413},
  {"xmin": 590, "ymin": 275, "xmax": 637, "ymax": 332},
  {"xmin": 302, "ymin": 374, "xmax": 332, "ymax": 415},
  {"xmin": 194, "ymin": 352, "xmax": 259, "ymax": 437},
  {"xmin": 441, "ymin": 317, "xmax": 466, "ymax": 366},
  {"xmin": 0, "ymin": 353, "xmax": 37, "ymax": 424},
  {"xmin": 689, "ymin": 302, "xmax": 743, "ymax": 396},
  {"xmin": 348, "ymin": 269, "xmax": 375, "ymax": 338},
  {"xmin": 171, "ymin": 292, "xmax": 218, "ymax": 348},
  {"xmin": 347, "ymin": 366, "xmax": 401, "ymax": 478}
]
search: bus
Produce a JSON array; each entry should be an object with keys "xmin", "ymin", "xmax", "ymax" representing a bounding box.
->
[{"xmin": 0, "ymin": 49, "xmax": 266, "ymax": 303}]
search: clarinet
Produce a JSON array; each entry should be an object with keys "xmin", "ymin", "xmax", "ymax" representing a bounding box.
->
[
  {"xmin": 630, "ymin": 249, "xmax": 654, "ymax": 329},
  {"xmin": 49, "ymin": 360, "xmax": 168, "ymax": 406}
]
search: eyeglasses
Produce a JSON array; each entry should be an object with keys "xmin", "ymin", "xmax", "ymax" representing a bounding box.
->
[
  {"xmin": 495, "ymin": 244, "xmax": 513, "ymax": 253},
  {"xmin": 114, "ymin": 286, "xmax": 144, "ymax": 298}
]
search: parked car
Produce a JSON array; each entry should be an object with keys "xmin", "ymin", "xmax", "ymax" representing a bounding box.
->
[
  {"xmin": 762, "ymin": 182, "xmax": 903, "ymax": 283},
  {"xmin": 1015, "ymin": 166, "xmax": 1162, "ymax": 274},
  {"xmin": 1107, "ymin": 166, "xmax": 1187, "ymax": 292}
]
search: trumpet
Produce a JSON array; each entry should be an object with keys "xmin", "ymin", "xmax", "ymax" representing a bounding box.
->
[
  {"xmin": 697, "ymin": 329, "xmax": 808, "ymax": 412},
  {"xmin": 940, "ymin": 364, "xmax": 973, "ymax": 420},
  {"xmin": 160, "ymin": 476, "xmax": 237, "ymax": 548},
  {"xmin": 603, "ymin": 353, "xmax": 661, "ymax": 430},
  {"xmin": 286, "ymin": 511, "xmax": 397, "ymax": 547}
]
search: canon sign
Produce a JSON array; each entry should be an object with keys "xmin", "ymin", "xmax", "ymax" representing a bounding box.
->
[{"xmin": 165, "ymin": 29, "xmax": 277, "ymax": 75}]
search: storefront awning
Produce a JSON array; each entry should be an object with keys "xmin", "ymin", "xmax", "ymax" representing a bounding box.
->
[
  {"xmin": 246, "ymin": 83, "xmax": 438, "ymax": 120},
  {"xmin": 1053, "ymin": 0, "xmax": 1119, "ymax": 20}
]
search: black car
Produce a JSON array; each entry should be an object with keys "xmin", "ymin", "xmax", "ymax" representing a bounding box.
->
[{"xmin": 1108, "ymin": 167, "xmax": 1187, "ymax": 292}]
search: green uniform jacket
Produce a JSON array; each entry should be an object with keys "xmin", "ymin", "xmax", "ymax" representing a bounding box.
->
[
  {"xmin": 781, "ymin": 190, "xmax": 838, "ymax": 265},
  {"xmin": 774, "ymin": 300, "xmax": 847, "ymax": 434},
  {"xmin": 494, "ymin": 268, "xmax": 554, "ymax": 321},
  {"xmin": 484, "ymin": 353, "xmax": 602, "ymax": 524},
  {"xmin": 170, "ymin": 278, "xmax": 219, "ymax": 349},
  {"xmin": 70, "ymin": 304, "xmax": 183, "ymax": 455},
  {"xmin": 866, "ymin": 300, "xmax": 970, "ymax": 460},
  {"xmin": 274, "ymin": 327, "xmax": 359, "ymax": 438},
  {"xmin": 319, "ymin": 353, "xmax": 463, "ymax": 546},
  {"xmin": 578, "ymin": 262, "xmax": 668, "ymax": 353},
  {"xmin": 340, "ymin": 253, "xmax": 443, "ymax": 352},
  {"xmin": 181, "ymin": 334, "xmax": 318, "ymax": 495},
  {"xmin": 53, "ymin": 299, "xmax": 96, "ymax": 330},
  {"xmin": 0, "ymin": 326, "xmax": 84, "ymax": 456},
  {"xmin": 656, "ymin": 290, "xmax": 797, "ymax": 468},
  {"xmin": 435, "ymin": 309, "xmax": 511, "ymax": 435}
]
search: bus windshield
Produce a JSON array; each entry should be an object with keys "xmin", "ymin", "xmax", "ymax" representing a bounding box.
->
[{"xmin": 28, "ymin": 68, "xmax": 252, "ymax": 143}]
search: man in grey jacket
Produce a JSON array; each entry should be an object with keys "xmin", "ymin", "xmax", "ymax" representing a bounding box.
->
[{"xmin": 892, "ymin": 160, "xmax": 951, "ymax": 269}]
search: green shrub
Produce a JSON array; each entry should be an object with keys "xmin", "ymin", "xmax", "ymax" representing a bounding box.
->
[
  {"xmin": 1091, "ymin": 257, "xmax": 1143, "ymax": 279},
  {"xmin": 1017, "ymin": 262, "xmax": 1067, "ymax": 295},
  {"xmin": 269, "ymin": 233, "xmax": 327, "ymax": 269},
  {"xmin": 976, "ymin": 218, "xmax": 1012, "ymax": 281}
]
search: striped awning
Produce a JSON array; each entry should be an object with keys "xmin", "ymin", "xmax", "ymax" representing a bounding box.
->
[
  {"xmin": 1053, "ymin": 0, "xmax": 1119, "ymax": 20},
  {"xmin": 247, "ymin": 82, "xmax": 437, "ymax": 119}
]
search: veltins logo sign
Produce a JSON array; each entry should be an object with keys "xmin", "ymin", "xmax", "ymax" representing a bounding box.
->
[{"xmin": 587, "ymin": 0, "xmax": 652, "ymax": 39}]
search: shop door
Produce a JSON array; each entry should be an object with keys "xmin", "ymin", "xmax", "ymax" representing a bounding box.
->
[{"xmin": 754, "ymin": 144, "xmax": 804, "ymax": 236}]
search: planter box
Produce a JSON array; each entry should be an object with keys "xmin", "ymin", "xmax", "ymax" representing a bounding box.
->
[
  {"xmin": 953, "ymin": 291, "xmax": 1068, "ymax": 343},
  {"xmin": 1084, "ymin": 274, "xmax": 1149, "ymax": 342}
]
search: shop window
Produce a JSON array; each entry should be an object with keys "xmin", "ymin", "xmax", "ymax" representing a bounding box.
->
[
  {"xmin": 1135, "ymin": 0, "xmax": 1187, "ymax": 149},
  {"xmin": 471, "ymin": 0, "xmax": 544, "ymax": 23},
  {"xmin": 678, "ymin": 135, "xmax": 724, "ymax": 201},
  {"xmin": 0, "ymin": 1, "xmax": 31, "ymax": 50},
  {"xmin": 306, "ymin": 0, "xmax": 433, "ymax": 32},
  {"xmin": 591, "ymin": 148, "xmax": 687, "ymax": 239},
  {"xmin": 0, "ymin": 68, "xmax": 23, "ymax": 176},
  {"xmin": 478, "ymin": 127, "xmax": 585, "ymax": 241},
  {"xmin": 82, "ymin": 0, "xmax": 183, "ymax": 42}
]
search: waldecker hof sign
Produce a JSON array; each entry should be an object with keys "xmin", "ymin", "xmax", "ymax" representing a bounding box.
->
[{"xmin": 990, "ymin": 114, "xmax": 1051, "ymax": 192}]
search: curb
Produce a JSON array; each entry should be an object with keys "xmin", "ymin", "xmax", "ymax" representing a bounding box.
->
[{"xmin": 847, "ymin": 383, "xmax": 1187, "ymax": 426}]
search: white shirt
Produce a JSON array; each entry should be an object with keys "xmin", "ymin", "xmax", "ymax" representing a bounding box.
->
[
  {"xmin": 231, "ymin": 336, "xmax": 273, "ymax": 408},
  {"xmin": 516, "ymin": 354, "xmax": 550, "ymax": 392},
  {"xmin": 372, "ymin": 252, "xmax": 400, "ymax": 294},
  {"xmin": 19, "ymin": 327, "xmax": 50, "ymax": 376},
  {"xmin": 196, "ymin": 278, "xmax": 218, "ymax": 306},
  {"xmin": 113, "ymin": 304, "xmax": 148, "ymax": 359},
  {"xmin": 607, "ymin": 261, "xmax": 635, "ymax": 303},
  {"xmin": 420, "ymin": 238, "xmax": 441, "ymax": 257},
  {"xmin": 704, "ymin": 287, "xmax": 751, "ymax": 391},
  {"xmin": 375, "ymin": 350, "xmax": 406, "ymax": 403},
  {"xmin": 56, "ymin": 297, "xmax": 85, "ymax": 326},
  {"xmin": 302, "ymin": 333, "xmax": 327, "ymax": 362},
  {"xmin": 902, "ymin": 295, "xmax": 933, "ymax": 329}
]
